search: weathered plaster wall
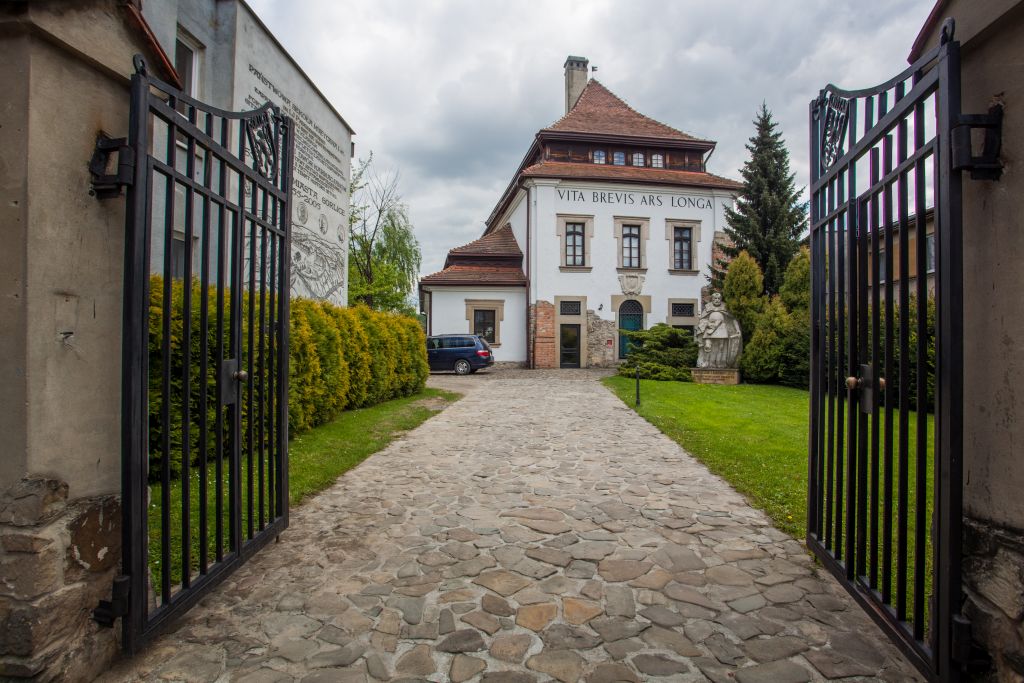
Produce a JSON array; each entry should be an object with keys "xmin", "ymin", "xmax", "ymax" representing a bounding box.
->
[
  {"xmin": 917, "ymin": 2, "xmax": 1024, "ymax": 678},
  {"xmin": 0, "ymin": 2, "xmax": 156, "ymax": 678}
]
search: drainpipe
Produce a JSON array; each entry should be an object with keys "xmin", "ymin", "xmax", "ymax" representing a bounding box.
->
[{"xmin": 524, "ymin": 183, "xmax": 532, "ymax": 368}]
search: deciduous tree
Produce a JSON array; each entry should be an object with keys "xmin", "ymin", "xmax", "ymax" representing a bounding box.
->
[{"xmin": 347, "ymin": 155, "xmax": 422, "ymax": 314}]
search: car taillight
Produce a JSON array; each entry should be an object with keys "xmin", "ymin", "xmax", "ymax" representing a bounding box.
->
[{"xmin": 476, "ymin": 349, "xmax": 490, "ymax": 357}]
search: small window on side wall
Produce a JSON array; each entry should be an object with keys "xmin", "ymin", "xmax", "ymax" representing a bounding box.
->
[
  {"xmin": 593, "ymin": 150, "xmax": 606, "ymax": 164},
  {"xmin": 473, "ymin": 309, "xmax": 496, "ymax": 343}
]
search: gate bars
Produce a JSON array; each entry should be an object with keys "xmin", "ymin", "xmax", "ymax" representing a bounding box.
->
[
  {"xmin": 807, "ymin": 23, "xmax": 965, "ymax": 682},
  {"xmin": 117, "ymin": 57, "xmax": 292, "ymax": 653}
]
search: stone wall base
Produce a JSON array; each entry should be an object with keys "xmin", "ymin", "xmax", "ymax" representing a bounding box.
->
[
  {"xmin": 963, "ymin": 517, "xmax": 1024, "ymax": 680},
  {"xmin": 586, "ymin": 311, "xmax": 617, "ymax": 368},
  {"xmin": 0, "ymin": 477, "xmax": 120, "ymax": 681},
  {"xmin": 691, "ymin": 367, "xmax": 740, "ymax": 385}
]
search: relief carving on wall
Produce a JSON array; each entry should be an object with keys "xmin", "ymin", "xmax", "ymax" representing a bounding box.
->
[{"xmin": 618, "ymin": 273, "xmax": 645, "ymax": 296}]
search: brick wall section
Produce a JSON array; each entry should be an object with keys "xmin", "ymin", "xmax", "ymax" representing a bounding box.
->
[
  {"xmin": 532, "ymin": 301, "xmax": 556, "ymax": 369},
  {"xmin": 0, "ymin": 477, "xmax": 120, "ymax": 681}
]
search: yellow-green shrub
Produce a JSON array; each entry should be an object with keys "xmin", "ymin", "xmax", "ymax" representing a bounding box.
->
[{"xmin": 148, "ymin": 276, "xmax": 428, "ymax": 479}]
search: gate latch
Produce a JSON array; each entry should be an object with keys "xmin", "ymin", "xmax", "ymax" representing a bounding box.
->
[
  {"xmin": 952, "ymin": 105, "xmax": 1003, "ymax": 180},
  {"xmin": 93, "ymin": 575, "xmax": 130, "ymax": 627},
  {"xmin": 89, "ymin": 133, "xmax": 134, "ymax": 199}
]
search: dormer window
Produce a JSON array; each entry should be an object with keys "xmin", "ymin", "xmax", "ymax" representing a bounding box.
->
[
  {"xmin": 651, "ymin": 153, "xmax": 664, "ymax": 168},
  {"xmin": 593, "ymin": 150, "xmax": 606, "ymax": 164},
  {"xmin": 632, "ymin": 152, "xmax": 645, "ymax": 166},
  {"xmin": 613, "ymin": 151, "xmax": 626, "ymax": 166}
]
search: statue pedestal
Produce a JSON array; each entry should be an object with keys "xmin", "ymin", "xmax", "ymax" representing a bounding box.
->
[{"xmin": 691, "ymin": 368, "xmax": 740, "ymax": 385}]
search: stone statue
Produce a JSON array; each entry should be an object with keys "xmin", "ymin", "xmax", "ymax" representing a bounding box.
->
[{"xmin": 695, "ymin": 292, "xmax": 743, "ymax": 369}]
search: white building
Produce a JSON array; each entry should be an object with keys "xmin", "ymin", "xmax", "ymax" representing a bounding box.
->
[
  {"xmin": 420, "ymin": 56, "xmax": 741, "ymax": 368},
  {"xmin": 143, "ymin": 0, "xmax": 354, "ymax": 304}
]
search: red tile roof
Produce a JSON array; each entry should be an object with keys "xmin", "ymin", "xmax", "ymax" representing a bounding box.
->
[
  {"xmin": 420, "ymin": 264, "xmax": 526, "ymax": 286},
  {"xmin": 448, "ymin": 225, "xmax": 522, "ymax": 258},
  {"xmin": 521, "ymin": 160, "xmax": 743, "ymax": 190},
  {"xmin": 543, "ymin": 80, "xmax": 711, "ymax": 143}
]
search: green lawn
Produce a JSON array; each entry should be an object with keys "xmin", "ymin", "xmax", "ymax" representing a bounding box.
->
[
  {"xmin": 148, "ymin": 387, "xmax": 460, "ymax": 592},
  {"xmin": 603, "ymin": 377, "xmax": 935, "ymax": 628}
]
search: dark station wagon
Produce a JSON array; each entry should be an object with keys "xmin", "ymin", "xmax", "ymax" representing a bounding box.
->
[{"xmin": 426, "ymin": 334, "xmax": 494, "ymax": 375}]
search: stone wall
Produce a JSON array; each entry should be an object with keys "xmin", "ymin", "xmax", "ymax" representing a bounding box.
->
[
  {"xmin": 530, "ymin": 301, "xmax": 556, "ymax": 369},
  {"xmin": 586, "ymin": 311, "xmax": 617, "ymax": 368},
  {"xmin": 0, "ymin": 477, "xmax": 120, "ymax": 681},
  {"xmin": 962, "ymin": 519, "xmax": 1024, "ymax": 678}
]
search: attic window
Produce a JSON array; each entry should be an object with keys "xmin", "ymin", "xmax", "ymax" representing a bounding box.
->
[
  {"xmin": 632, "ymin": 152, "xmax": 645, "ymax": 166},
  {"xmin": 593, "ymin": 150, "xmax": 606, "ymax": 164},
  {"xmin": 613, "ymin": 151, "xmax": 626, "ymax": 166},
  {"xmin": 651, "ymin": 153, "xmax": 664, "ymax": 168}
]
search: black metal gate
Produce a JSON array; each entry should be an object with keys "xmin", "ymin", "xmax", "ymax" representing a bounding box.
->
[
  {"xmin": 807, "ymin": 21, "xmax": 976, "ymax": 682},
  {"xmin": 111, "ymin": 57, "xmax": 293, "ymax": 653}
]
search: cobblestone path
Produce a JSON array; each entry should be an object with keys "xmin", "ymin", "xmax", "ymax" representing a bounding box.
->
[{"xmin": 102, "ymin": 372, "xmax": 921, "ymax": 682}]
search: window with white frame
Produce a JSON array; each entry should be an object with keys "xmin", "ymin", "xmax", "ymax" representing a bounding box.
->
[
  {"xmin": 613, "ymin": 151, "xmax": 626, "ymax": 166},
  {"xmin": 593, "ymin": 150, "xmax": 606, "ymax": 164},
  {"xmin": 651, "ymin": 153, "xmax": 664, "ymax": 168},
  {"xmin": 632, "ymin": 152, "xmax": 645, "ymax": 166}
]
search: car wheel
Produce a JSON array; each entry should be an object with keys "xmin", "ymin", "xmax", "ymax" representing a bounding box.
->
[{"xmin": 454, "ymin": 359, "xmax": 472, "ymax": 375}]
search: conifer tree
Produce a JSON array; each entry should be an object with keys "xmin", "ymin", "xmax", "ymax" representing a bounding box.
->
[{"xmin": 716, "ymin": 104, "xmax": 807, "ymax": 295}]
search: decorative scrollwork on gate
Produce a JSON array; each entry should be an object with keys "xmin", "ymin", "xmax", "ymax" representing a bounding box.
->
[
  {"xmin": 816, "ymin": 90, "xmax": 850, "ymax": 173},
  {"xmin": 245, "ymin": 109, "xmax": 282, "ymax": 181}
]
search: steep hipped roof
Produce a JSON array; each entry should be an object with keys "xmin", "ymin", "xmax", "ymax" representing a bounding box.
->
[
  {"xmin": 420, "ymin": 264, "xmax": 527, "ymax": 287},
  {"xmin": 521, "ymin": 160, "xmax": 742, "ymax": 190},
  {"xmin": 421, "ymin": 226, "xmax": 526, "ymax": 288},
  {"xmin": 448, "ymin": 225, "xmax": 522, "ymax": 259},
  {"xmin": 542, "ymin": 80, "xmax": 711, "ymax": 143}
]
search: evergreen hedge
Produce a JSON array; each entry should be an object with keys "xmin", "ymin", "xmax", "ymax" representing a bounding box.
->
[{"xmin": 147, "ymin": 275, "xmax": 427, "ymax": 479}]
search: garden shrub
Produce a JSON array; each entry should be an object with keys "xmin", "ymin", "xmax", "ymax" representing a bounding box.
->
[
  {"xmin": 779, "ymin": 246, "xmax": 811, "ymax": 313},
  {"xmin": 618, "ymin": 324, "xmax": 698, "ymax": 381},
  {"xmin": 723, "ymin": 251, "xmax": 765, "ymax": 344},
  {"xmin": 147, "ymin": 276, "xmax": 428, "ymax": 480},
  {"xmin": 741, "ymin": 296, "xmax": 790, "ymax": 383}
]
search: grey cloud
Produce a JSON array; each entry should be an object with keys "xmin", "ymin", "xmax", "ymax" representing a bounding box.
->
[{"xmin": 247, "ymin": 0, "xmax": 934, "ymax": 277}]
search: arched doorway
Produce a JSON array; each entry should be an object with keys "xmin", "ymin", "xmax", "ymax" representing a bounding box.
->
[{"xmin": 618, "ymin": 299, "xmax": 644, "ymax": 359}]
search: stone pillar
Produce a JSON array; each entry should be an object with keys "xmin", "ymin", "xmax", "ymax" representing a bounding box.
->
[
  {"xmin": 586, "ymin": 311, "xmax": 617, "ymax": 367},
  {"xmin": 0, "ymin": 479, "xmax": 120, "ymax": 680}
]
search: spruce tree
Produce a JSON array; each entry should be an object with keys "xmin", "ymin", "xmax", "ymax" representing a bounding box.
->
[{"xmin": 716, "ymin": 104, "xmax": 807, "ymax": 296}]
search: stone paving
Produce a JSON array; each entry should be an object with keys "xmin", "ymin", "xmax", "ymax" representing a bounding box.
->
[{"xmin": 101, "ymin": 371, "xmax": 922, "ymax": 682}]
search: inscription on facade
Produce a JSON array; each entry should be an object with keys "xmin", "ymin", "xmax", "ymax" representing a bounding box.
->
[
  {"xmin": 556, "ymin": 188, "xmax": 714, "ymax": 210},
  {"xmin": 242, "ymin": 63, "xmax": 348, "ymax": 304}
]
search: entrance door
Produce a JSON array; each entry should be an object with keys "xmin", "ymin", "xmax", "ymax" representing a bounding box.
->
[
  {"xmin": 560, "ymin": 324, "xmax": 581, "ymax": 368},
  {"xmin": 618, "ymin": 300, "xmax": 644, "ymax": 359}
]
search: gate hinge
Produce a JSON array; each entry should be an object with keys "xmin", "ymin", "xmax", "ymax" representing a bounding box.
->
[
  {"xmin": 951, "ymin": 613, "xmax": 972, "ymax": 665},
  {"xmin": 89, "ymin": 133, "xmax": 134, "ymax": 199},
  {"xmin": 951, "ymin": 105, "xmax": 1003, "ymax": 180},
  {"xmin": 92, "ymin": 575, "xmax": 130, "ymax": 627}
]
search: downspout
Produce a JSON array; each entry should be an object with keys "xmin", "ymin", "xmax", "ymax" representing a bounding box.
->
[{"xmin": 524, "ymin": 183, "xmax": 532, "ymax": 368}]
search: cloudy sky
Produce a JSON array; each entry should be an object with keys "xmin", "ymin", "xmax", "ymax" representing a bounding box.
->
[{"xmin": 247, "ymin": 0, "xmax": 935, "ymax": 277}]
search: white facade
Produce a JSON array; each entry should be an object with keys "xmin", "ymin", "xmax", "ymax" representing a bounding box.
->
[
  {"xmin": 428, "ymin": 287, "xmax": 528, "ymax": 363},
  {"xmin": 143, "ymin": 0, "xmax": 353, "ymax": 305},
  {"xmin": 515, "ymin": 181, "xmax": 734, "ymax": 328}
]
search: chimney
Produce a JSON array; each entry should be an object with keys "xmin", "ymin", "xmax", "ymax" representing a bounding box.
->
[{"xmin": 564, "ymin": 55, "xmax": 589, "ymax": 114}]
